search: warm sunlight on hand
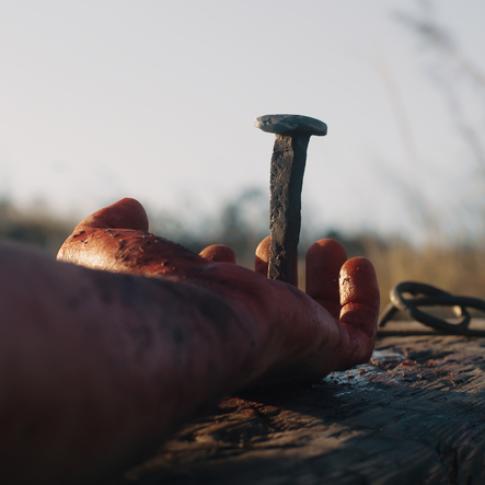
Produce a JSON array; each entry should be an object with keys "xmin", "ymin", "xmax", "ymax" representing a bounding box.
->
[{"xmin": 58, "ymin": 198, "xmax": 380, "ymax": 382}]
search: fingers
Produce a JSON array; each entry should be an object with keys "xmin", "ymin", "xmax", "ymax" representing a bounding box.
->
[
  {"xmin": 305, "ymin": 239, "xmax": 347, "ymax": 318},
  {"xmin": 199, "ymin": 244, "xmax": 236, "ymax": 263},
  {"xmin": 74, "ymin": 198, "xmax": 149, "ymax": 232},
  {"xmin": 339, "ymin": 257, "xmax": 380, "ymax": 340},
  {"xmin": 254, "ymin": 235, "xmax": 271, "ymax": 276}
]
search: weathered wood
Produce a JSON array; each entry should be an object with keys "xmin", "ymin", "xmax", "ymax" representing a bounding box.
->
[{"xmin": 122, "ymin": 321, "xmax": 485, "ymax": 484}]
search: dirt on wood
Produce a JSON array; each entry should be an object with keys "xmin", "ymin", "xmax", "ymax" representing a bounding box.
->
[{"xmin": 122, "ymin": 321, "xmax": 485, "ymax": 485}]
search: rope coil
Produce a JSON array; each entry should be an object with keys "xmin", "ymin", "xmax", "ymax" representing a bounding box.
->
[{"xmin": 378, "ymin": 281, "xmax": 485, "ymax": 336}]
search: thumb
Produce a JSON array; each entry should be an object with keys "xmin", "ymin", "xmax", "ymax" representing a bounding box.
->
[{"xmin": 74, "ymin": 198, "xmax": 149, "ymax": 232}]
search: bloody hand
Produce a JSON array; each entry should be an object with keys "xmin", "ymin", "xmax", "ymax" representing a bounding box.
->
[{"xmin": 58, "ymin": 197, "xmax": 380, "ymax": 383}]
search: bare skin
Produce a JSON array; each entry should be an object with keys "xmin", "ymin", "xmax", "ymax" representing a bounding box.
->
[{"xmin": 0, "ymin": 197, "xmax": 379, "ymax": 484}]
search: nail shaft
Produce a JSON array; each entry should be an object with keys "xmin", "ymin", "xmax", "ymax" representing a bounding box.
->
[{"xmin": 268, "ymin": 134, "xmax": 310, "ymax": 283}]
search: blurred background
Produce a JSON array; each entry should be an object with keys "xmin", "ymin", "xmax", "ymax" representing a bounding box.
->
[{"xmin": 1, "ymin": 0, "xmax": 484, "ymax": 308}]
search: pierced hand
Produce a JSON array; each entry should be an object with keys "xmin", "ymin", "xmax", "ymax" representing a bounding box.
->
[{"xmin": 58, "ymin": 198, "xmax": 380, "ymax": 383}]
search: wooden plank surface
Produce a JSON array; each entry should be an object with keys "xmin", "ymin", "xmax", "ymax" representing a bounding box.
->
[{"xmin": 122, "ymin": 321, "xmax": 485, "ymax": 485}]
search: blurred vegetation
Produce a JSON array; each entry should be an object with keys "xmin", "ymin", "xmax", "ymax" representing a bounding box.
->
[
  {"xmin": 388, "ymin": 1, "xmax": 485, "ymax": 241},
  {"xmin": 0, "ymin": 189, "xmax": 483, "ymax": 314},
  {"xmin": 0, "ymin": 198, "xmax": 72, "ymax": 255}
]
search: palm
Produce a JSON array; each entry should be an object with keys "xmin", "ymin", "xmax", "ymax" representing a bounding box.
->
[{"xmin": 58, "ymin": 198, "xmax": 380, "ymax": 379}]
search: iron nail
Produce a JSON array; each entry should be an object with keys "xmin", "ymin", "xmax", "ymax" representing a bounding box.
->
[{"xmin": 256, "ymin": 114, "xmax": 327, "ymax": 284}]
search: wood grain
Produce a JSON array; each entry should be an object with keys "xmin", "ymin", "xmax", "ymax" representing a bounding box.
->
[{"xmin": 122, "ymin": 321, "xmax": 485, "ymax": 485}]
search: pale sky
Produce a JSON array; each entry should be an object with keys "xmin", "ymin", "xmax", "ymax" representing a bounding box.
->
[{"xmin": 1, "ymin": 1, "xmax": 484, "ymax": 242}]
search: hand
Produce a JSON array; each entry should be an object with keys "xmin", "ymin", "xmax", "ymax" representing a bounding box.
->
[{"xmin": 58, "ymin": 198, "xmax": 380, "ymax": 384}]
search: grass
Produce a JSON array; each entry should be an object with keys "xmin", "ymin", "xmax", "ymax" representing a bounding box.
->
[{"xmin": 363, "ymin": 239, "xmax": 485, "ymax": 312}]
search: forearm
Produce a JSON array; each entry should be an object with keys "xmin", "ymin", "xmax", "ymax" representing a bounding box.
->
[{"xmin": 0, "ymin": 243, "xmax": 264, "ymax": 483}]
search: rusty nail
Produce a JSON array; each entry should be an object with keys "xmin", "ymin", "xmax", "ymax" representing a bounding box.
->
[{"xmin": 256, "ymin": 114, "xmax": 327, "ymax": 284}]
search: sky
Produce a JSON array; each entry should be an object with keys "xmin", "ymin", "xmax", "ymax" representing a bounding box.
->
[{"xmin": 1, "ymin": 0, "xmax": 484, "ymax": 243}]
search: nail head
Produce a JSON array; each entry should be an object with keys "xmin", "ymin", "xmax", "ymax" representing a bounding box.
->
[{"xmin": 256, "ymin": 114, "xmax": 327, "ymax": 136}]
